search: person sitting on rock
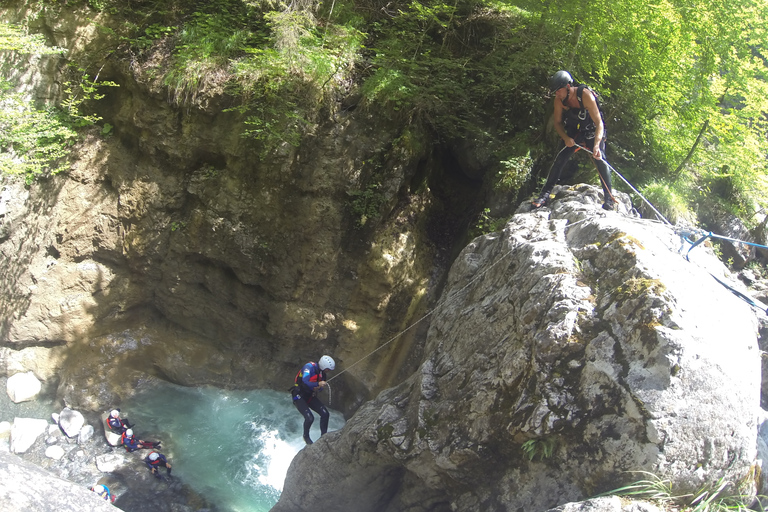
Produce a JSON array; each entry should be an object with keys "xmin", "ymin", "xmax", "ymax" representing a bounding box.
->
[
  {"xmin": 121, "ymin": 429, "xmax": 160, "ymax": 452},
  {"xmin": 106, "ymin": 409, "xmax": 133, "ymax": 434},
  {"xmin": 90, "ymin": 483, "xmax": 115, "ymax": 502},
  {"xmin": 145, "ymin": 451, "xmax": 172, "ymax": 479},
  {"xmin": 291, "ymin": 355, "xmax": 335, "ymax": 445}
]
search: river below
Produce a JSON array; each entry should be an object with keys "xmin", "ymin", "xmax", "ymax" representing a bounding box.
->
[{"xmin": 120, "ymin": 380, "xmax": 345, "ymax": 512}]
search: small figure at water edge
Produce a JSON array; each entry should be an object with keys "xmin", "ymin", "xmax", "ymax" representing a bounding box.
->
[
  {"xmin": 90, "ymin": 483, "xmax": 116, "ymax": 502},
  {"xmin": 122, "ymin": 428, "xmax": 161, "ymax": 452},
  {"xmin": 291, "ymin": 355, "xmax": 335, "ymax": 445},
  {"xmin": 145, "ymin": 451, "xmax": 173, "ymax": 479},
  {"xmin": 106, "ymin": 409, "xmax": 134, "ymax": 434}
]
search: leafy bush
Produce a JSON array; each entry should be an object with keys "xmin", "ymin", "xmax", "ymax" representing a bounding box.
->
[
  {"xmin": 639, "ymin": 181, "xmax": 695, "ymax": 225},
  {"xmin": 0, "ymin": 81, "xmax": 78, "ymax": 183}
]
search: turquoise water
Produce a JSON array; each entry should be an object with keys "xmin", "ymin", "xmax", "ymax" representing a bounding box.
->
[{"xmin": 121, "ymin": 381, "xmax": 345, "ymax": 512}]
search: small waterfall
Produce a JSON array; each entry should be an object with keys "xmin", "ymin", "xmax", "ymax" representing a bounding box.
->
[{"xmin": 121, "ymin": 381, "xmax": 345, "ymax": 512}]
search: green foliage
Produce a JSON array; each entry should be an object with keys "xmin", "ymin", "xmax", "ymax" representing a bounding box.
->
[
  {"xmin": 639, "ymin": 180, "xmax": 695, "ymax": 225},
  {"xmin": 521, "ymin": 437, "xmax": 556, "ymax": 461},
  {"xmin": 347, "ymin": 182, "xmax": 386, "ymax": 227},
  {"xmin": 599, "ymin": 471, "xmax": 765, "ymax": 512},
  {"xmin": 469, "ymin": 208, "xmax": 506, "ymax": 238},
  {"xmin": 0, "ymin": 81, "xmax": 78, "ymax": 183},
  {"xmin": 170, "ymin": 221, "xmax": 186, "ymax": 231},
  {"xmin": 60, "ymin": 66, "xmax": 119, "ymax": 126},
  {"xmin": 495, "ymin": 153, "xmax": 533, "ymax": 193},
  {"xmin": 0, "ymin": 23, "xmax": 66, "ymax": 54}
]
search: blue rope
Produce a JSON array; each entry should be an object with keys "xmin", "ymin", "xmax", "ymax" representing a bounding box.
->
[
  {"xmin": 679, "ymin": 228, "xmax": 768, "ymax": 262},
  {"xmin": 678, "ymin": 228, "xmax": 768, "ymax": 315}
]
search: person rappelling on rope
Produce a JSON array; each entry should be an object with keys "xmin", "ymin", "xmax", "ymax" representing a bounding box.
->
[
  {"xmin": 532, "ymin": 70, "xmax": 616, "ymax": 211},
  {"xmin": 291, "ymin": 355, "xmax": 335, "ymax": 445}
]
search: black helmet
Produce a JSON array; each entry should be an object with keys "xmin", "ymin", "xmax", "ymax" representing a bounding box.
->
[{"xmin": 549, "ymin": 70, "xmax": 573, "ymax": 93}]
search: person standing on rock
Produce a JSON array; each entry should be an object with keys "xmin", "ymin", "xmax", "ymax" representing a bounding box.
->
[
  {"xmin": 145, "ymin": 451, "xmax": 172, "ymax": 479},
  {"xmin": 291, "ymin": 355, "xmax": 335, "ymax": 445},
  {"xmin": 122, "ymin": 429, "xmax": 160, "ymax": 452},
  {"xmin": 106, "ymin": 409, "xmax": 133, "ymax": 434},
  {"xmin": 532, "ymin": 70, "xmax": 616, "ymax": 211},
  {"xmin": 90, "ymin": 483, "xmax": 116, "ymax": 502}
]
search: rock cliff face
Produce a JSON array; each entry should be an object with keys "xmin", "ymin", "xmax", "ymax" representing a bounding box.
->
[
  {"xmin": 0, "ymin": 451, "xmax": 116, "ymax": 512},
  {"xmin": 0, "ymin": 2, "xmax": 487, "ymax": 413},
  {"xmin": 273, "ymin": 186, "xmax": 762, "ymax": 512}
]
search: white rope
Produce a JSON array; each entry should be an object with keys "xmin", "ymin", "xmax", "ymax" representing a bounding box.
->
[
  {"xmin": 328, "ymin": 210, "xmax": 602, "ymax": 384},
  {"xmin": 574, "ymin": 143, "xmax": 672, "ymax": 226},
  {"xmin": 328, "ymin": 243, "xmax": 517, "ymax": 382}
]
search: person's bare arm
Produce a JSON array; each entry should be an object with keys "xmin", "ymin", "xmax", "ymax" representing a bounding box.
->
[{"xmin": 582, "ymin": 90, "xmax": 604, "ymax": 159}]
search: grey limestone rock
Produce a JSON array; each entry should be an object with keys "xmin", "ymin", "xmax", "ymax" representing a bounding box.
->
[
  {"xmin": 10, "ymin": 418, "xmax": 48, "ymax": 454},
  {"xmin": 58, "ymin": 408, "xmax": 85, "ymax": 438},
  {"xmin": 274, "ymin": 186, "xmax": 762, "ymax": 512},
  {"xmin": 0, "ymin": 451, "xmax": 115, "ymax": 512}
]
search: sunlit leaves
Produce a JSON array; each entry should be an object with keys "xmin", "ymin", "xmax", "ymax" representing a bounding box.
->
[{"xmin": 0, "ymin": 22, "xmax": 66, "ymax": 54}]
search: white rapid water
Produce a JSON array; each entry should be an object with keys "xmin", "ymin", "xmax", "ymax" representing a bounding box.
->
[{"xmin": 121, "ymin": 381, "xmax": 345, "ymax": 512}]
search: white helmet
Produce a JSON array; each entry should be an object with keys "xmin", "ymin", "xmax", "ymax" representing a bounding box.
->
[
  {"xmin": 93, "ymin": 484, "xmax": 105, "ymax": 493},
  {"xmin": 148, "ymin": 452, "xmax": 159, "ymax": 461},
  {"xmin": 110, "ymin": 410, "xmax": 119, "ymax": 418},
  {"xmin": 125, "ymin": 429, "xmax": 133, "ymax": 437},
  {"xmin": 318, "ymin": 355, "xmax": 335, "ymax": 371}
]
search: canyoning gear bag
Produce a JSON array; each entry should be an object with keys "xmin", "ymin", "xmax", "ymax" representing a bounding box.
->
[{"xmin": 562, "ymin": 84, "xmax": 605, "ymax": 140}]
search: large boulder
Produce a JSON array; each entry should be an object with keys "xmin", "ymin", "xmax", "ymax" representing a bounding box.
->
[
  {"xmin": 57, "ymin": 408, "xmax": 85, "ymax": 438},
  {"xmin": 10, "ymin": 418, "xmax": 48, "ymax": 454},
  {"xmin": 6, "ymin": 371, "xmax": 42, "ymax": 403},
  {"xmin": 0, "ymin": 451, "xmax": 115, "ymax": 512},
  {"xmin": 274, "ymin": 185, "xmax": 762, "ymax": 512}
]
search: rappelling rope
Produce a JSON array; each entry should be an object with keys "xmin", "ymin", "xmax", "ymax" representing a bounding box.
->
[
  {"xmin": 677, "ymin": 228, "xmax": 768, "ymax": 315},
  {"xmin": 574, "ymin": 143, "xmax": 767, "ymax": 314},
  {"xmin": 329, "ymin": 211, "xmax": 604, "ymax": 384},
  {"xmin": 574, "ymin": 143, "xmax": 672, "ymax": 226},
  {"xmin": 328, "ymin": 244, "xmax": 519, "ymax": 383}
]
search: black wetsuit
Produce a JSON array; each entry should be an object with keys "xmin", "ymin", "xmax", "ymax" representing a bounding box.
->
[
  {"xmin": 145, "ymin": 452, "xmax": 172, "ymax": 477},
  {"xmin": 291, "ymin": 362, "xmax": 330, "ymax": 442}
]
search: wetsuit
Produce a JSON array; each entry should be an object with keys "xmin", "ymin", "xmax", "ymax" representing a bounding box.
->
[
  {"xmin": 122, "ymin": 432, "xmax": 142, "ymax": 452},
  {"xmin": 291, "ymin": 361, "xmax": 330, "ymax": 442},
  {"xmin": 541, "ymin": 84, "xmax": 613, "ymax": 205},
  {"xmin": 92, "ymin": 485, "xmax": 115, "ymax": 502},
  {"xmin": 106, "ymin": 416, "xmax": 132, "ymax": 434},
  {"xmin": 145, "ymin": 452, "xmax": 172, "ymax": 477}
]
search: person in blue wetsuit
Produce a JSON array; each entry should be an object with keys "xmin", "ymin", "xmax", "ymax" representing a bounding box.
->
[
  {"xmin": 145, "ymin": 451, "xmax": 172, "ymax": 479},
  {"xmin": 291, "ymin": 355, "xmax": 335, "ymax": 445},
  {"xmin": 532, "ymin": 70, "xmax": 616, "ymax": 211},
  {"xmin": 106, "ymin": 409, "xmax": 133, "ymax": 434},
  {"xmin": 90, "ymin": 483, "xmax": 115, "ymax": 502},
  {"xmin": 121, "ymin": 429, "xmax": 160, "ymax": 452}
]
